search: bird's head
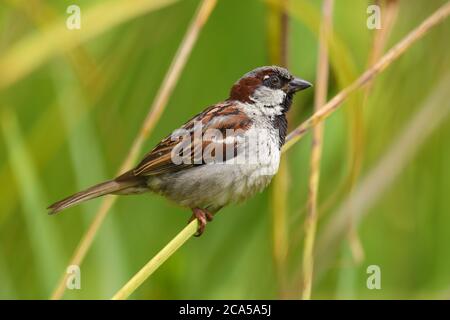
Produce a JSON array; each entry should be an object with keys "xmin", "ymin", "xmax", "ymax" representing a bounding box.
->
[{"xmin": 229, "ymin": 66, "xmax": 312, "ymax": 111}]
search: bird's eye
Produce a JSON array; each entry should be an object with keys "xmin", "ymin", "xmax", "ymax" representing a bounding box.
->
[
  {"xmin": 265, "ymin": 75, "xmax": 281, "ymax": 88},
  {"xmin": 271, "ymin": 76, "xmax": 280, "ymax": 86}
]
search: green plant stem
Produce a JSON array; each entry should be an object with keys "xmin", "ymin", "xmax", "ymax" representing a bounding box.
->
[
  {"xmin": 283, "ymin": 0, "xmax": 450, "ymax": 152},
  {"xmin": 50, "ymin": 0, "xmax": 217, "ymax": 300},
  {"xmin": 267, "ymin": 0, "xmax": 290, "ymax": 298},
  {"xmin": 112, "ymin": 220, "xmax": 198, "ymax": 300},
  {"xmin": 111, "ymin": 2, "xmax": 450, "ymax": 299},
  {"xmin": 301, "ymin": 0, "xmax": 333, "ymax": 300},
  {"xmin": 315, "ymin": 72, "xmax": 450, "ymax": 276}
]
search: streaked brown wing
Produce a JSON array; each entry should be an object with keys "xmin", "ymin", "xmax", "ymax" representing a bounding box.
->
[{"xmin": 132, "ymin": 102, "xmax": 252, "ymax": 176}]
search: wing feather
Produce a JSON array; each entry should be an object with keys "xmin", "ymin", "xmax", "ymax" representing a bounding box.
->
[{"xmin": 132, "ymin": 102, "xmax": 252, "ymax": 176}]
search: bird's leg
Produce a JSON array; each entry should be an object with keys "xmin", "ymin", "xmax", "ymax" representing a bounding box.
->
[{"xmin": 189, "ymin": 208, "xmax": 213, "ymax": 237}]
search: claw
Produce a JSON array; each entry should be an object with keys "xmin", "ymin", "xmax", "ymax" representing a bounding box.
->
[{"xmin": 189, "ymin": 208, "xmax": 213, "ymax": 237}]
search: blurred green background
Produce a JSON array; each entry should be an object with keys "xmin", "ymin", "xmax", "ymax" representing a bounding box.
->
[{"xmin": 0, "ymin": 0, "xmax": 449, "ymax": 299}]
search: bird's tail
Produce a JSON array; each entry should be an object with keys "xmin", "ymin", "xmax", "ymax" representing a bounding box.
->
[{"xmin": 48, "ymin": 174, "xmax": 146, "ymax": 214}]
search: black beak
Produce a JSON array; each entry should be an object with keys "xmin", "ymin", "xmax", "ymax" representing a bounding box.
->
[{"xmin": 288, "ymin": 77, "xmax": 312, "ymax": 93}]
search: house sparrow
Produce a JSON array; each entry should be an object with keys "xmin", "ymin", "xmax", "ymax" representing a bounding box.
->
[{"xmin": 48, "ymin": 66, "xmax": 312, "ymax": 236}]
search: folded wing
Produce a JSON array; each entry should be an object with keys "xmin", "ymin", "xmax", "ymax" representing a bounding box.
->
[{"xmin": 132, "ymin": 102, "xmax": 253, "ymax": 176}]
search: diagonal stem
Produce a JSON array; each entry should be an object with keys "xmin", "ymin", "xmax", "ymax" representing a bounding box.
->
[
  {"xmin": 112, "ymin": 221, "xmax": 198, "ymax": 300},
  {"xmin": 315, "ymin": 72, "xmax": 450, "ymax": 277},
  {"xmin": 50, "ymin": 0, "xmax": 217, "ymax": 300},
  {"xmin": 111, "ymin": 1, "xmax": 450, "ymax": 300},
  {"xmin": 283, "ymin": 1, "xmax": 450, "ymax": 152}
]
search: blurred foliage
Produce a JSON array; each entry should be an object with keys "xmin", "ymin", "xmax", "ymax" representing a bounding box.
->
[{"xmin": 0, "ymin": 0, "xmax": 449, "ymax": 299}]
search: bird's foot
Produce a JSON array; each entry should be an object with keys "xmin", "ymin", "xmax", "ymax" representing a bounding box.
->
[{"xmin": 189, "ymin": 208, "xmax": 213, "ymax": 237}]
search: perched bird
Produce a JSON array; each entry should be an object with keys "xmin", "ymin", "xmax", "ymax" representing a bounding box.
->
[{"xmin": 48, "ymin": 66, "xmax": 312, "ymax": 236}]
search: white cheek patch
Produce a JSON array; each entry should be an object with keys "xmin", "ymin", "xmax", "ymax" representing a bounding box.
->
[{"xmin": 251, "ymin": 87, "xmax": 286, "ymax": 107}]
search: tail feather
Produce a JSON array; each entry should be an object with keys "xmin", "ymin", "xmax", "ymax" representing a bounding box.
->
[{"xmin": 48, "ymin": 177, "xmax": 144, "ymax": 214}]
